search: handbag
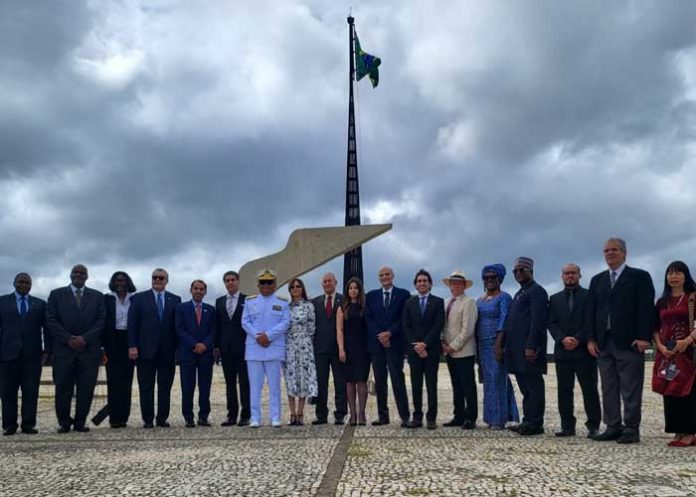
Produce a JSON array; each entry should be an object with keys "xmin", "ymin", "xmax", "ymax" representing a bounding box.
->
[{"xmin": 367, "ymin": 369, "xmax": 376, "ymax": 396}]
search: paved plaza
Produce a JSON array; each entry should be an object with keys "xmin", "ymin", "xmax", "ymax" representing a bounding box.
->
[{"xmin": 1, "ymin": 365, "xmax": 695, "ymax": 497}]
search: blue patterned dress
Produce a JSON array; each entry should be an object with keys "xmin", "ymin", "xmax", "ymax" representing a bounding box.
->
[
  {"xmin": 284, "ymin": 300, "xmax": 319, "ymax": 397},
  {"xmin": 476, "ymin": 292, "xmax": 520, "ymax": 428}
]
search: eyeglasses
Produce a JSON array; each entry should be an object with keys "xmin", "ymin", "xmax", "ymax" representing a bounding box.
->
[
  {"xmin": 482, "ymin": 275, "xmax": 498, "ymax": 281},
  {"xmin": 152, "ymin": 276, "xmax": 166, "ymax": 281},
  {"xmin": 259, "ymin": 280, "xmax": 275, "ymax": 286}
]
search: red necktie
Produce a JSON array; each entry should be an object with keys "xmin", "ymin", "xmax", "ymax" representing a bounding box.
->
[
  {"xmin": 325, "ymin": 295, "xmax": 333, "ymax": 319},
  {"xmin": 195, "ymin": 303, "xmax": 202, "ymax": 325}
]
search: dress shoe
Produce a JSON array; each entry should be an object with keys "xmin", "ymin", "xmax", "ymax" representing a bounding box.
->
[
  {"xmin": 312, "ymin": 419, "xmax": 328, "ymax": 425},
  {"xmin": 668, "ymin": 440, "xmax": 692, "ymax": 448},
  {"xmin": 592, "ymin": 428, "xmax": 623, "ymax": 441},
  {"xmin": 518, "ymin": 424, "xmax": 544, "ymax": 436},
  {"xmin": 587, "ymin": 428, "xmax": 600, "ymax": 439},
  {"xmin": 400, "ymin": 421, "xmax": 411, "ymax": 428},
  {"xmin": 334, "ymin": 419, "xmax": 345, "ymax": 426},
  {"xmin": 73, "ymin": 425, "xmax": 90, "ymax": 433},
  {"xmin": 156, "ymin": 421, "xmax": 170, "ymax": 428},
  {"xmin": 57, "ymin": 425, "xmax": 71, "ymax": 434},
  {"xmin": 555, "ymin": 429, "xmax": 576, "ymax": 437},
  {"xmin": 249, "ymin": 421, "xmax": 260, "ymax": 428},
  {"xmin": 185, "ymin": 421, "xmax": 196, "ymax": 428},
  {"xmin": 21, "ymin": 427, "xmax": 38, "ymax": 435},
  {"xmin": 237, "ymin": 419, "xmax": 251, "ymax": 427},
  {"xmin": 409, "ymin": 420, "xmax": 423, "ymax": 429},
  {"xmin": 426, "ymin": 421, "xmax": 437, "ymax": 430},
  {"xmin": 198, "ymin": 419, "xmax": 211, "ymax": 427},
  {"xmin": 372, "ymin": 419, "xmax": 389, "ymax": 426},
  {"xmin": 508, "ymin": 423, "xmax": 524, "ymax": 433},
  {"xmin": 143, "ymin": 422, "xmax": 154, "ymax": 429},
  {"xmin": 358, "ymin": 420, "xmax": 366, "ymax": 426},
  {"xmin": 272, "ymin": 420, "xmax": 282, "ymax": 428},
  {"xmin": 616, "ymin": 430, "xmax": 640, "ymax": 444},
  {"xmin": 221, "ymin": 419, "xmax": 237, "ymax": 427},
  {"xmin": 3, "ymin": 429, "xmax": 17, "ymax": 436},
  {"xmin": 461, "ymin": 420, "xmax": 476, "ymax": 430},
  {"xmin": 443, "ymin": 419, "xmax": 464, "ymax": 427}
]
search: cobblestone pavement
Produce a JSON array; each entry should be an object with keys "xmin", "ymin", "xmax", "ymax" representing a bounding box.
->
[{"xmin": 1, "ymin": 365, "xmax": 694, "ymax": 496}]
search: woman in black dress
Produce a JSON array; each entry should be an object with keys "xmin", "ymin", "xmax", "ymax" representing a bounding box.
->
[{"xmin": 337, "ymin": 277, "xmax": 370, "ymax": 426}]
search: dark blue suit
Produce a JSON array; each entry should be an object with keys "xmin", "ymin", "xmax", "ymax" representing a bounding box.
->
[
  {"xmin": 128, "ymin": 290, "xmax": 181, "ymax": 424},
  {"xmin": 0, "ymin": 293, "xmax": 47, "ymax": 431},
  {"xmin": 176, "ymin": 300, "xmax": 217, "ymax": 423},
  {"xmin": 364, "ymin": 286, "xmax": 411, "ymax": 422}
]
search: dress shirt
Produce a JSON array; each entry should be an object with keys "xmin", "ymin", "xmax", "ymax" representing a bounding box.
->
[
  {"xmin": 609, "ymin": 263, "xmax": 626, "ymax": 282},
  {"xmin": 323, "ymin": 292, "xmax": 336, "ymax": 307},
  {"xmin": 15, "ymin": 292, "xmax": 29, "ymax": 315},
  {"xmin": 227, "ymin": 292, "xmax": 240, "ymax": 317},
  {"xmin": 111, "ymin": 292, "xmax": 132, "ymax": 330},
  {"xmin": 70, "ymin": 284, "xmax": 84, "ymax": 297},
  {"xmin": 152, "ymin": 289, "xmax": 166, "ymax": 306}
]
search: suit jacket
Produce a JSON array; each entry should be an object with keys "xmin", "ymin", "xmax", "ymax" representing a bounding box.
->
[
  {"xmin": 127, "ymin": 290, "xmax": 181, "ymax": 360},
  {"xmin": 215, "ymin": 293, "xmax": 247, "ymax": 355},
  {"xmin": 0, "ymin": 293, "xmax": 47, "ymax": 361},
  {"xmin": 175, "ymin": 300, "xmax": 217, "ymax": 361},
  {"xmin": 311, "ymin": 293, "xmax": 344, "ymax": 355},
  {"xmin": 548, "ymin": 287, "xmax": 593, "ymax": 361},
  {"xmin": 46, "ymin": 286, "xmax": 106, "ymax": 358},
  {"xmin": 586, "ymin": 265, "xmax": 655, "ymax": 350},
  {"xmin": 364, "ymin": 286, "xmax": 410, "ymax": 354},
  {"xmin": 442, "ymin": 294, "xmax": 478, "ymax": 358},
  {"xmin": 402, "ymin": 293, "xmax": 445, "ymax": 356},
  {"xmin": 503, "ymin": 280, "xmax": 549, "ymax": 374}
]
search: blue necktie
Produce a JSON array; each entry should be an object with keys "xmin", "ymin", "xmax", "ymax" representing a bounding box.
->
[
  {"xmin": 419, "ymin": 296, "xmax": 427, "ymax": 316},
  {"xmin": 157, "ymin": 293, "xmax": 164, "ymax": 321},
  {"xmin": 20, "ymin": 297, "xmax": 28, "ymax": 319}
]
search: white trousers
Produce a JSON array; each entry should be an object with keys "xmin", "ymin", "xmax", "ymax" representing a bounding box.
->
[{"xmin": 248, "ymin": 360, "xmax": 282, "ymax": 424}]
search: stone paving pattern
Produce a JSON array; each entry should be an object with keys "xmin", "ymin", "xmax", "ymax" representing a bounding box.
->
[{"xmin": 1, "ymin": 365, "xmax": 694, "ymax": 496}]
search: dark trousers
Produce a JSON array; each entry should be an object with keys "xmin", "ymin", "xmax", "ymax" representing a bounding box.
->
[
  {"xmin": 408, "ymin": 353, "xmax": 439, "ymax": 422},
  {"xmin": 371, "ymin": 348, "xmax": 410, "ymax": 422},
  {"xmin": 136, "ymin": 352, "xmax": 175, "ymax": 424},
  {"xmin": 221, "ymin": 348, "xmax": 250, "ymax": 422},
  {"xmin": 664, "ymin": 381, "xmax": 696, "ymax": 434},
  {"xmin": 0, "ymin": 354, "xmax": 42, "ymax": 430},
  {"xmin": 104, "ymin": 330, "xmax": 135, "ymax": 425},
  {"xmin": 555, "ymin": 358, "xmax": 601, "ymax": 431},
  {"xmin": 446, "ymin": 355, "xmax": 477, "ymax": 423},
  {"xmin": 180, "ymin": 355, "xmax": 213, "ymax": 422},
  {"xmin": 314, "ymin": 353, "xmax": 347, "ymax": 422},
  {"xmin": 515, "ymin": 372, "xmax": 545, "ymax": 428},
  {"xmin": 597, "ymin": 338, "xmax": 644, "ymax": 431},
  {"xmin": 52, "ymin": 352, "xmax": 100, "ymax": 428}
]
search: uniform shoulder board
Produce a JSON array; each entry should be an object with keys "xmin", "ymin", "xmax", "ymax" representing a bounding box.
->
[
  {"xmin": 276, "ymin": 295, "xmax": 288, "ymax": 302},
  {"xmin": 246, "ymin": 295, "xmax": 258, "ymax": 300}
]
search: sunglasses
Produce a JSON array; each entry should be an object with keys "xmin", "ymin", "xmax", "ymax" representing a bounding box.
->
[
  {"xmin": 152, "ymin": 276, "xmax": 166, "ymax": 281},
  {"xmin": 259, "ymin": 280, "xmax": 275, "ymax": 286},
  {"xmin": 483, "ymin": 275, "xmax": 498, "ymax": 281}
]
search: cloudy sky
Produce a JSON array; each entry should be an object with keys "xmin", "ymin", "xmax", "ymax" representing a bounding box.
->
[{"xmin": 2, "ymin": 0, "xmax": 696, "ymax": 302}]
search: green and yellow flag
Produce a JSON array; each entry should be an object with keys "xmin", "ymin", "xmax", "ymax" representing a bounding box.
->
[{"xmin": 355, "ymin": 34, "xmax": 381, "ymax": 88}]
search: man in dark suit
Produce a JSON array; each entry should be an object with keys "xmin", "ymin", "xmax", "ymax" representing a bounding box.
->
[
  {"xmin": 214, "ymin": 270, "xmax": 249, "ymax": 426},
  {"xmin": 176, "ymin": 279, "xmax": 217, "ymax": 427},
  {"xmin": 402, "ymin": 269, "xmax": 445, "ymax": 430},
  {"xmin": 365, "ymin": 266, "xmax": 411, "ymax": 426},
  {"xmin": 548, "ymin": 263, "xmax": 601, "ymax": 438},
  {"xmin": 46, "ymin": 264, "xmax": 106, "ymax": 433},
  {"xmin": 311, "ymin": 272, "xmax": 347, "ymax": 425},
  {"xmin": 0, "ymin": 273, "xmax": 48, "ymax": 435},
  {"xmin": 500, "ymin": 257, "xmax": 548, "ymax": 436},
  {"xmin": 128, "ymin": 268, "xmax": 181, "ymax": 428},
  {"xmin": 586, "ymin": 237, "xmax": 655, "ymax": 444}
]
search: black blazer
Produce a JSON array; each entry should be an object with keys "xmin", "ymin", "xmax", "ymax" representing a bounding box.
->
[
  {"xmin": 311, "ymin": 293, "xmax": 344, "ymax": 355},
  {"xmin": 46, "ymin": 286, "xmax": 106, "ymax": 358},
  {"xmin": 548, "ymin": 287, "xmax": 592, "ymax": 361},
  {"xmin": 402, "ymin": 293, "xmax": 445, "ymax": 355},
  {"xmin": 586, "ymin": 266, "xmax": 655, "ymax": 350},
  {"xmin": 127, "ymin": 290, "xmax": 181, "ymax": 360},
  {"xmin": 0, "ymin": 293, "xmax": 47, "ymax": 361},
  {"xmin": 215, "ymin": 293, "xmax": 247, "ymax": 354}
]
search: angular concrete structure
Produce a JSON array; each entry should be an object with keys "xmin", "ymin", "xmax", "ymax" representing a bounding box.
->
[{"xmin": 238, "ymin": 224, "xmax": 392, "ymax": 295}]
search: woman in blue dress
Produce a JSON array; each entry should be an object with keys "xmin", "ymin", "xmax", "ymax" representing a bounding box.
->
[{"xmin": 476, "ymin": 264, "xmax": 520, "ymax": 429}]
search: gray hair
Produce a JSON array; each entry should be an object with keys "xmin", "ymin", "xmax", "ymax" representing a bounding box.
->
[{"xmin": 605, "ymin": 237, "xmax": 627, "ymax": 254}]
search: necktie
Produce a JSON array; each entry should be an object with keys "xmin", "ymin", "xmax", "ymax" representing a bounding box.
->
[
  {"xmin": 567, "ymin": 291, "xmax": 574, "ymax": 314},
  {"xmin": 325, "ymin": 295, "xmax": 333, "ymax": 319},
  {"xmin": 20, "ymin": 296, "xmax": 28, "ymax": 319},
  {"xmin": 226, "ymin": 295, "xmax": 236, "ymax": 320},
  {"xmin": 446, "ymin": 298, "xmax": 455, "ymax": 318},
  {"xmin": 610, "ymin": 271, "xmax": 617, "ymax": 289},
  {"xmin": 419, "ymin": 296, "xmax": 427, "ymax": 316},
  {"xmin": 157, "ymin": 293, "xmax": 164, "ymax": 321},
  {"xmin": 75, "ymin": 288, "xmax": 82, "ymax": 307},
  {"xmin": 383, "ymin": 291, "xmax": 391, "ymax": 310},
  {"xmin": 195, "ymin": 303, "xmax": 202, "ymax": 325}
]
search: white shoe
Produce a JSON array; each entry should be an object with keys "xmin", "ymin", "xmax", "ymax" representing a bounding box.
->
[
  {"xmin": 249, "ymin": 421, "xmax": 260, "ymax": 428},
  {"xmin": 271, "ymin": 420, "xmax": 281, "ymax": 428}
]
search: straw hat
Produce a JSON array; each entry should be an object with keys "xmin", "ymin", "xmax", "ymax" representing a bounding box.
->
[{"xmin": 442, "ymin": 270, "xmax": 473, "ymax": 289}]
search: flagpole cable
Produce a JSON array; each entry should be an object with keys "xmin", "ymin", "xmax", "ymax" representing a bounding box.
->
[{"xmin": 355, "ymin": 73, "xmax": 367, "ymax": 225}]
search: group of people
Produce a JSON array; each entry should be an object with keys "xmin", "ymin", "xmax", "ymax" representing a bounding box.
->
[{"xmin": 0, "ymin": 237, "xmax": 695, "ymax": 448}]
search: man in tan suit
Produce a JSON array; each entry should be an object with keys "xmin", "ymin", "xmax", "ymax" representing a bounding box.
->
[{"xmin": 441, "ymin": 270, "xmax": 478, "ymax": 429}]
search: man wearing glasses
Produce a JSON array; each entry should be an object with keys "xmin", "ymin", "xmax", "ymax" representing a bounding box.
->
[
  {"xmin": 499, "ymin": 257, "xmax": 548, "ymax": 436},
  {"xmin": 128, "ymin": 268, "xmax": 181, "ymax": 428},
  {"xmin": 241, "ymin": 269, "xmax": 290, "ymax": 427}
]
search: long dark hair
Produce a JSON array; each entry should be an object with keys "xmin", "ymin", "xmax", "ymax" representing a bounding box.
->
[
  {"xmin": 108, "ymin": 271, "xmax": 136, "ymax": 293},
  {"xmin": 342, "ymin": 277, "xmax": 365, "ymax": 315},
  {"xmin": 660, "ymin": 260, "xmax": 696, "ymax": 301},
  {"xmin": 288, "ymin": 278, "xmax": 308, "ymax": 301}
]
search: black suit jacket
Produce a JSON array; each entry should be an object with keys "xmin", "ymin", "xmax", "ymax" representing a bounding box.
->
[
  {"xmin": 0, "ymin": 293, "xmax": 47, "ymax": 361},
  {"xmin": 215, "ymin": 293, "xmax": 247, "ymax": 354},
  {"xmin": 402, "ymin": 293, "xmax": 445, "ymax": 355},
  {"xmin": 548, "ymin": 287, "xmax": 592, "ymax": 361},
  {"xmin": 311, "ymin": 293, "xmax": 344, "ymax": 355},
  {"xmin": 46, "ymin": 286, "xmax": 106, "ymax": 358},
  {"xmin": 127, "ymin": 290, "xmax": 181, "ymax": 360},
  {"xmin": 586, "ymin": 266, "xmax": 655, "ymax": 350}
]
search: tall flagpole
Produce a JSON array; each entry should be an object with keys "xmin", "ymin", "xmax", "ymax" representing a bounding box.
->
[{"xmin": 343, "ymin": 16, "xmax": 364, "ymax": 287}]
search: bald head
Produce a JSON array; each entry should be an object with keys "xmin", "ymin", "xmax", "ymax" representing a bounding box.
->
[{"xmin": 378, "ymin": 266, "xmax": 394, "ymax": 289}]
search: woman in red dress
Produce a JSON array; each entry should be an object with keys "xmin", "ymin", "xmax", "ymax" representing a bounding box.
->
[{"xmin": 652, "ymin": 261, "xmax": 696, "ymax": 447}]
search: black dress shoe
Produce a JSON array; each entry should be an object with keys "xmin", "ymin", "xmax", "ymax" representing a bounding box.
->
[
  {"xmin": 592, "ymin": 428, "xmax": 623, "ymax": 441},
  {"xmin": 555, "ymin": 429, "xmax": 576, "ymax": 437},
  {"xmin": 508, "ymin": 423, "xmax": 527, "ymax": 433},
  {"xmin": 3, "ymin": 429, "xmax": 17, "ymax": 436},
  {"xmin": 185, "ymin": 421, "xmax": 196, "ymax": 428},
  {"xmin": 21, "ymin": 427, "xmax": 38, "ymax": 435},
  {"xmin": 617, "ymin": 430, "xmax": 640, "ymax": 444},
  {"xmin": 334, "ymin": 418, "xmax": 345, "ymax": 426},
  {"xmin": 237, "ymin": 419, "xmax": 250, "ymax": 427},
  {"xmin": 358, "ymin": 420, "xmax": 366, "ymax": 426},
  {"xmin": 443, "ymin": 419, "xmax": 464, "ymax": 427},
  {"xmin": 461, "ymin": 420, "xmax": 476, "ymax": 430},
  {"xmin": 349, "ymin": 420, "xmax": 358, "ymax": 427},
  {"xmin": 156, "ymin": 421, "xmax": 170, "ymax": 428},
  {"xmin": 221, "ymin": 419, "xmax": 237, "ymax": 427},
  {"xmin": 409, "ymin": 420, "xmax": 423, "ymax": 428},
  {"xmin": 198, "ymin": 419, "xmax": 211, "ymax": 427},
  {"xmin": 57, "ymin": 425, "xmax": 71, "ymax": 434},
  {"xmin": 143, "ymin": 422, "xmax": 154, "ymax": 429},
  {"xmin": 312, "ymin": 419, "xmax": 328, "ymax": 425},
  {"xmin": 426, "ymin": 421, "xmax": 437, "ymax": 430},
  {"xmin": 587, "ymin": 428, "xmax": 600, "ymax": 439},
  {"xmin": 400, "ymin": 421, "xmax": 411, "ymax": 428},
  {"xmin": 73, "ymin": 425, "xmax": 90, "ymax": 433},
  {"xmin": 518, "ymin": 424, "xmax": 544, "ymax": 436},
  {"xmin": 372, "ymin": 419, "xmax": 389, "ymax": 426}
]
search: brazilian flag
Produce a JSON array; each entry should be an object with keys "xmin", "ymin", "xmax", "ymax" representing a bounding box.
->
[{"xmin": 355, "ymin": 34, "xmax": 381, "ymax": 88}]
